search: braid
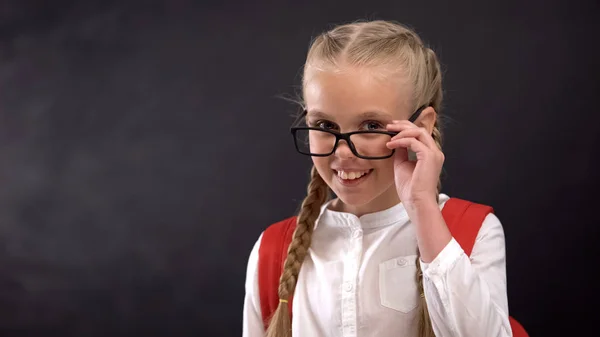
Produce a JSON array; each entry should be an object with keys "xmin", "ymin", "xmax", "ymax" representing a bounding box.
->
[
  {"xmin": 416, "ymin": 122, "xmax": 441, "ymax": 337},
  {"xmin": 415, "ymin": 46, "xmax": 444, "ymax": 337},
  {"xmin": 265, "ymin": 166, "xmax": 329, "ymax": 337},
  {"xmin": 415, "ymin": 254, "xmax": 436, "ymax": 337},
  {"xmin": 415, "ymin": 118, "xmax": 443, "ymax": 337},
  {"xmin": 432, "ymin": 121, "xmax": 443, "ymax": 200}
]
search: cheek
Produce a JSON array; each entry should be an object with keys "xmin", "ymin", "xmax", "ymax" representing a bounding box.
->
[
  {"xmin": 373, "ymin": 159, "xmax": 395, "ymax": 179},
  {"xmin": 312, "ymin": 157, "xmax": 332, "ymax": 179}
]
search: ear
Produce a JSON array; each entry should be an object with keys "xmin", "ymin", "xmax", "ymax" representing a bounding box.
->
[{"xmin": 415, "ymin": 106, "xmax": 437, "ymax": 135}]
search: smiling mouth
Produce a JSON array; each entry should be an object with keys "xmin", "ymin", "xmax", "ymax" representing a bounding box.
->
[{"xmin": 333, "ymin": 169, "xmax": 373, "ymax": 185}]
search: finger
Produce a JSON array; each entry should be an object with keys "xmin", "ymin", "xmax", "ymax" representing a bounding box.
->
[
  {"xmin": 389, "ymin": 127, "xmax": 438, "ymax": 150},
  {"xmin": 386, "ymin": 137, "xmax": 429, "ymax": 156},
  {"xmin": 386, "ymin": 120, "xmax": 418, "ymax": 131},
  {"xmin": 392, "ymin": 144, "xmax": 409, "ymax": 163}
]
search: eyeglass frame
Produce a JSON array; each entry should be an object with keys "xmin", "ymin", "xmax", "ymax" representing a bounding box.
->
[{"xmin": 290, "ymin": 105, "xmax": 428, "ymax": 160}]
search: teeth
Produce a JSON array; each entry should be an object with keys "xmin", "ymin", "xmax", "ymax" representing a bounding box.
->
[{"xmin": 337, "ymin": 170, "xmax": 370, "ymax": 180}]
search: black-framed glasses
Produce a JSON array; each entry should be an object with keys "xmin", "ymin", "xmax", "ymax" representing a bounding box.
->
[{"xmin": 290, "ymin": 106, "xmax": 427, "ymax": 160}]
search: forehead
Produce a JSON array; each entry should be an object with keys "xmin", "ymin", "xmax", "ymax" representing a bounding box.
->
[{"xmin": 303, "ymin": 66, "xmax": 412, "ymax": 120}]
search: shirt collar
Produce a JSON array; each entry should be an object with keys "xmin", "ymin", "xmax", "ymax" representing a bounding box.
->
[{"xmin": 313, "ymin": 193, "xmax": 450, "ymax": 230}]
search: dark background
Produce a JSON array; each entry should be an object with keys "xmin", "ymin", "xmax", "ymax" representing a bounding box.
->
[{"xmin": 0, "ymin": 0, "xmax": 598, "ymax": 336}]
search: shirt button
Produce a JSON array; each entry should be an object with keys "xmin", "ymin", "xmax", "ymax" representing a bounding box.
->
[
  {"xmin": 397, "ymin": 258, "xmax": 407, "ymax": 266},
  {"xmin": 344, "ymin": 283, "xmax": 353, "ymax": 292}
]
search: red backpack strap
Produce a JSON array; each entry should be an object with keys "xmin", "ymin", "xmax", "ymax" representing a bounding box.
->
[
  {"xmin": 441, "ymin": 197, "xmax": 529, "ymax": 337},
  {"xmin": 509, "ymin": 316, "xmax": 529, "ymax": 337},
  {"xmin": 441, "ymin": 197, "xmax": 493, "ymax": 256},
  {"xmin": 257, "ymin": 216, "xmax": 297, "ymax": 330}
]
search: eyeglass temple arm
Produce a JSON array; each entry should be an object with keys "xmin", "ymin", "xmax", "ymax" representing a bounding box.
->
[{"xmin": 408, "ymin": 105, "xmax": 428, "ymax": 123}]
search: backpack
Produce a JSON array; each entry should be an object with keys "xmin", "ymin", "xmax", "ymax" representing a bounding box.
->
[{"xmin": 257, "ymin": 197, "xmax": 529, "ymax": 337}]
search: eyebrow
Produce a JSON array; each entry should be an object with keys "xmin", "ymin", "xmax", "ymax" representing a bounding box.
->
[{"xmin": 306, "ymin": 110, "xmax": 394, "ymax": 120}]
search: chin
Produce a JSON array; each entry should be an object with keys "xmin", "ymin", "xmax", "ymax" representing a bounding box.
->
[
  {"xmin": 330, "ymin": 180, "xmax": 387, "ymax": 207},
  {"xmin": 335, "ymin": 192, "xmax": 376, "ymax": 207}
]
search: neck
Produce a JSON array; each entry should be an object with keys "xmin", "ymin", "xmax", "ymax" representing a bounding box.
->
[{"xmin": 329, "ymin": 185, "xmax": 401, "ymax": 217}]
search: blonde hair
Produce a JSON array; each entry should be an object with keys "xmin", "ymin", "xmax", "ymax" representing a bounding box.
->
[{"xmin": 267, "ymin": 20, "xmax": 444, "ymax": 337}]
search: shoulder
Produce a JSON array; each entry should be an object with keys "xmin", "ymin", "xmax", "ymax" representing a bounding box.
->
[
  {"xmin": 245, "ymin": 216, "xmax": 298, "ymax": 269},
  {"xmin": 478, "ymin": 212, "xmax": 506, "ymax": 245},
  {"xmin": 440, "ymin": 195, "xmax": 497, "ymax": 228},
  {"xmin": 243, "ymin": 216, "xmax": 298, "ymax": 292},
  {"xmin": 443, "ymin": 196, "xmax": 503, "ymax": 232},
  {"xmin": 440, "ymin": 195, "xmax": 494, "ymax": 212},
  {"xmin": 451, "ymin": 198, "xmax": 507, "ymax": 256},
  {"xmin": 440, "ymin": 195, "xmax": 505, "ymax": 246}
]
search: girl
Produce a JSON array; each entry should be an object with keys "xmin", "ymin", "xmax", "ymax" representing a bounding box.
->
[{"xmin": 242, "ymin": 20, "xmax": 512, "ymax": 337}]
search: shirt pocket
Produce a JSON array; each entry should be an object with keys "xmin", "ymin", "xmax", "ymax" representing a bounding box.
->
[{"xmin": 378, "ymin": 254, "xmax": 420, "ymax": 313}]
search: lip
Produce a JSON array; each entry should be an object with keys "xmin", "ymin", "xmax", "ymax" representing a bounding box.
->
[{"xmin": 331, "ymin": 167, "xmax": 372, "ymax": 172}]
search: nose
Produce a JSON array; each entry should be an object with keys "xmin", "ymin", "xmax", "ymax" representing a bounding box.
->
[{"xmin": 334, "ymin": 139, "xmax": 356, "ymax": 159}]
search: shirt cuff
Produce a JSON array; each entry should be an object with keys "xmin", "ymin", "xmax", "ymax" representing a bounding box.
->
[{"xmin": 419, "ymin": 237, "xmax": 464, "ymax": 279}]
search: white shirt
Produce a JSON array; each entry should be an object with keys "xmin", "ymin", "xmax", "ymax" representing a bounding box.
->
[{"xmin": 242, "ymin": 194, "xmax": 513, "ymax": 337}]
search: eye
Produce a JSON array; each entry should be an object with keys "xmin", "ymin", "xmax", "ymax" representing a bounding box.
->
[
  {"xmin": 362, "ymin": 120, "xmax": 385, "ymax": 131},
  {"xmin": 310, "ymin": 120, "xmax": 338, "ymax": 130}
]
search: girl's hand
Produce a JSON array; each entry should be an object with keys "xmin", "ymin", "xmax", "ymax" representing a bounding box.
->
[{"xmin": 385, "ymin": 120, "xmax": 444, "ymax": 207}]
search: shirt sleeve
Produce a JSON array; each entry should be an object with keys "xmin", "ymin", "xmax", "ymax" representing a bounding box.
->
[
  {"xmin": 419, "ymin": 213, "xmax": 513, "ymax": 337},
  {"xmin": 242, "ymin": 233, "xmax": 265, "ymax": 337}
]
